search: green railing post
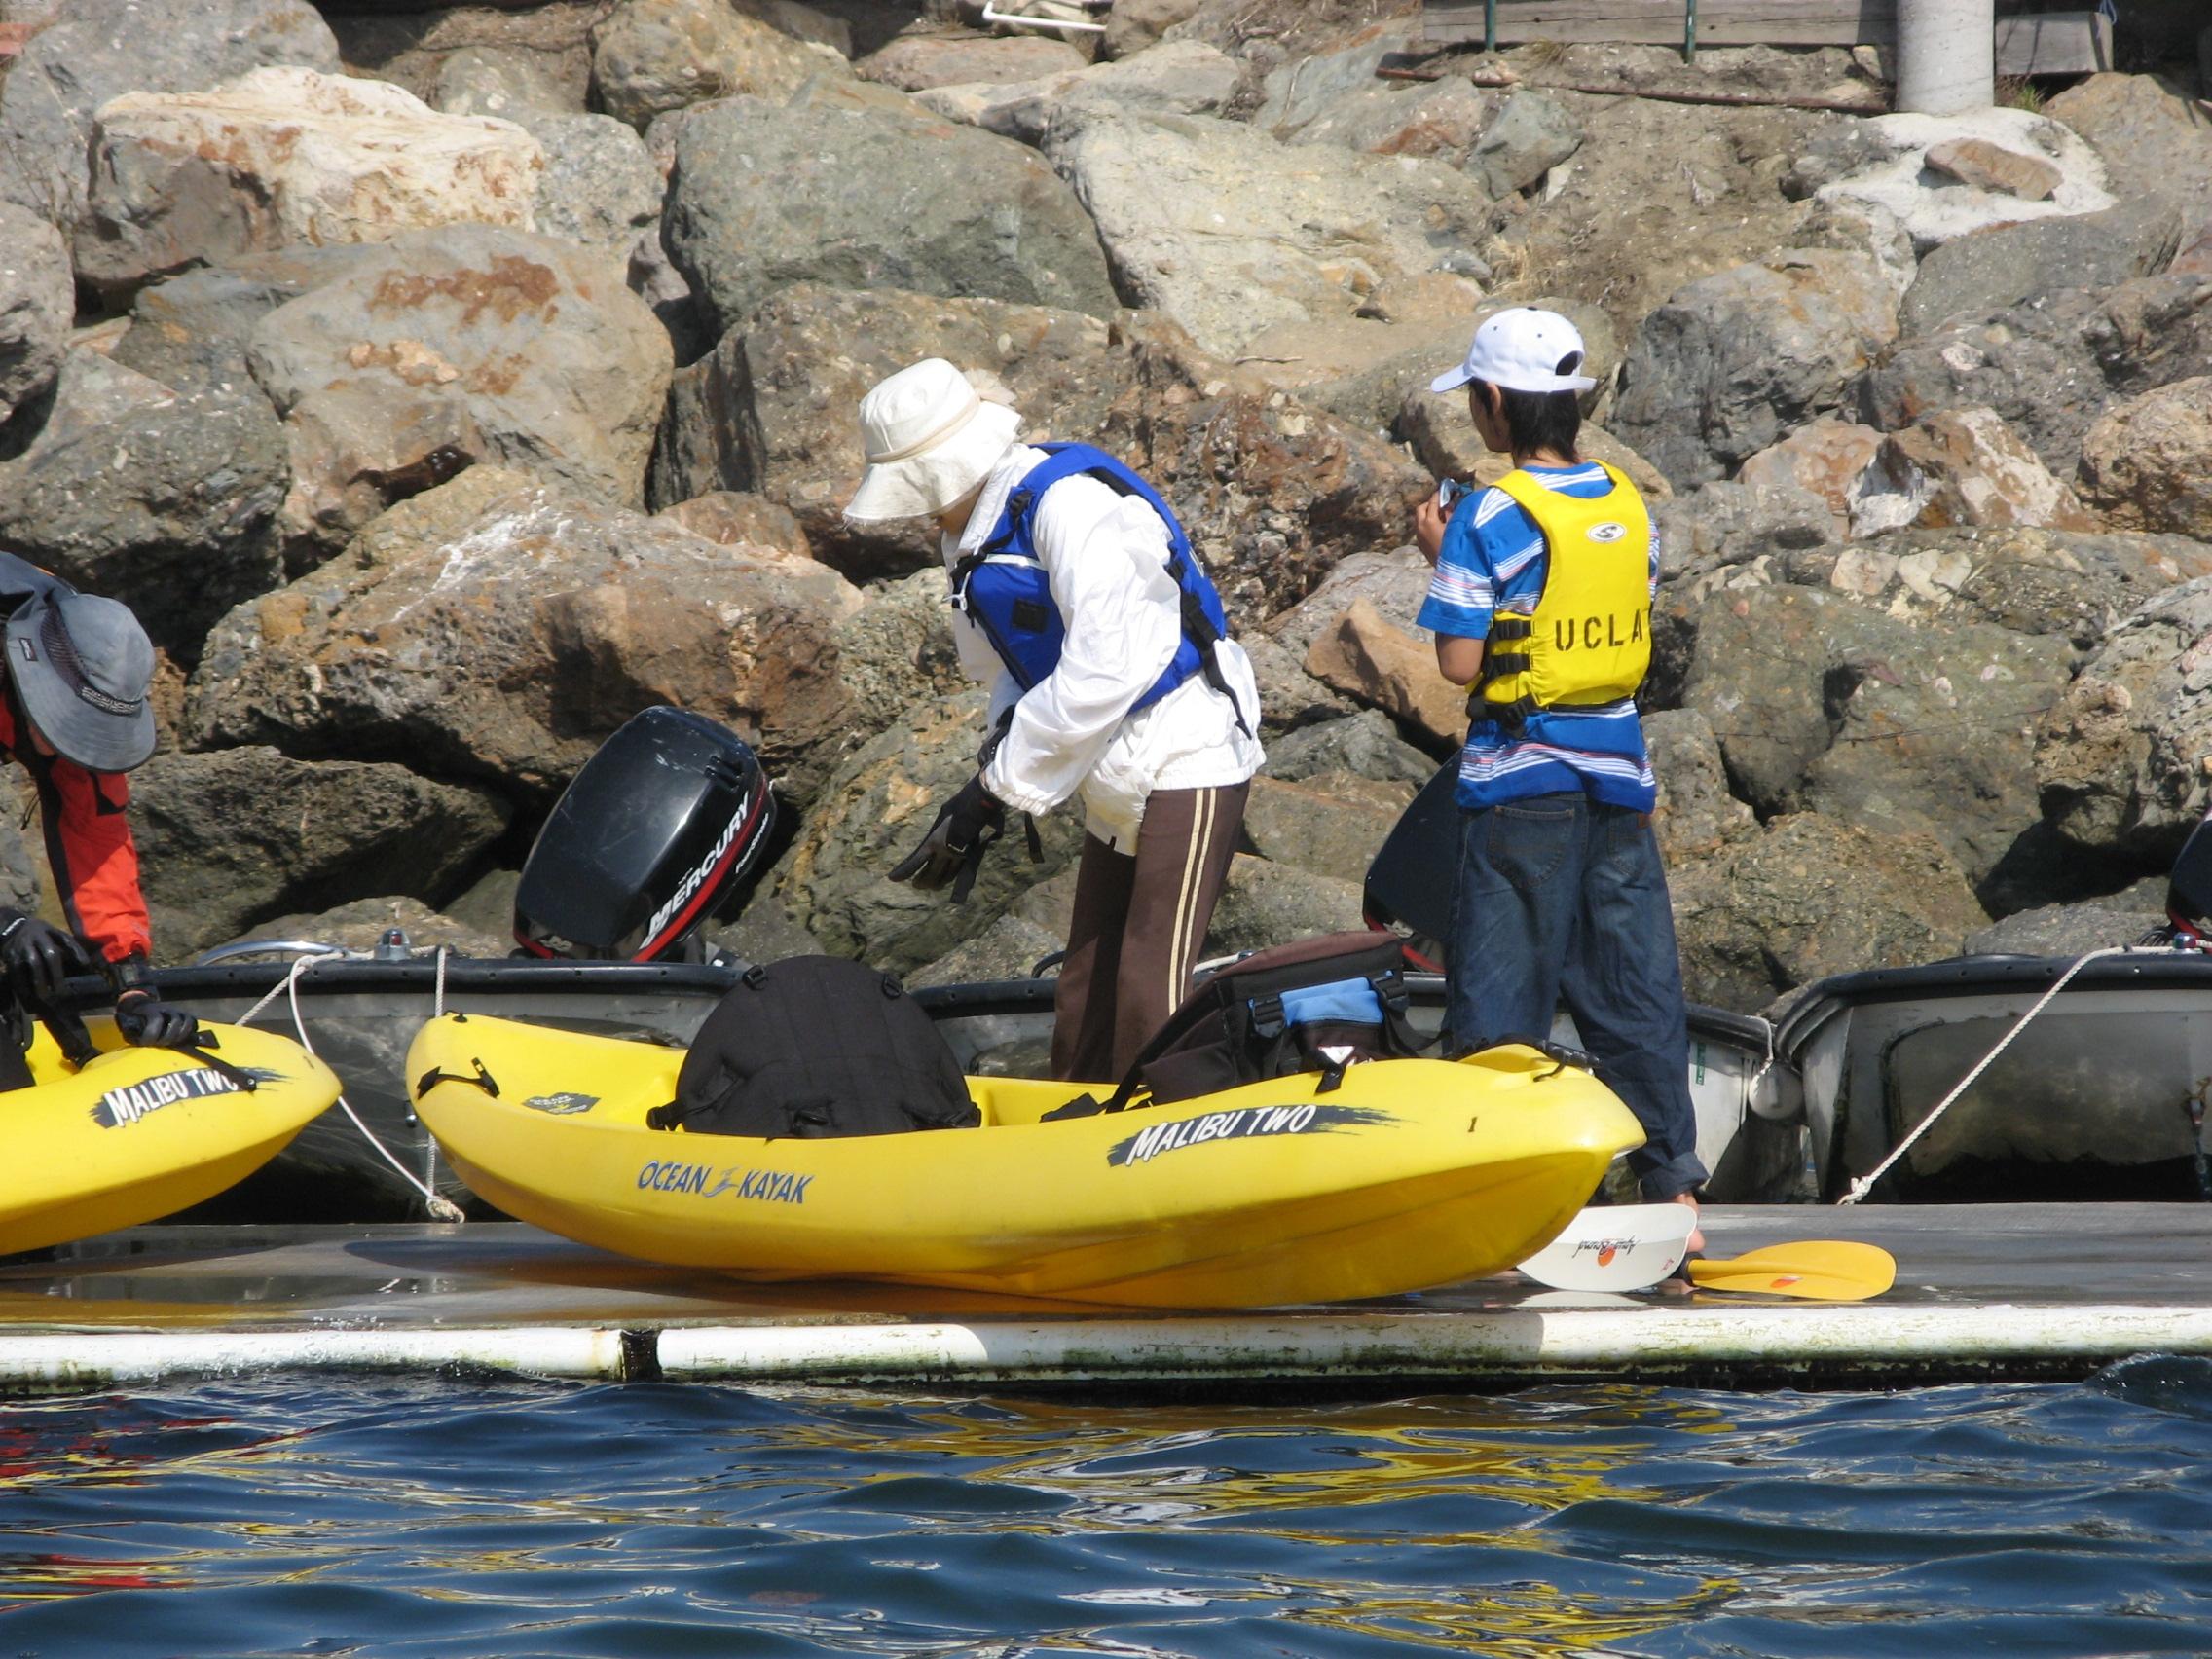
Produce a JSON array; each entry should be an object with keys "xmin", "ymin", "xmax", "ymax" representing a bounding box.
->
[
  {"xmin": 1683, "ymin": 0, "xmax": 1699, "ymax": 62},
  {"xmin": 1484, "ymin": 0, "xmax": 1496, "ymax": 52}
]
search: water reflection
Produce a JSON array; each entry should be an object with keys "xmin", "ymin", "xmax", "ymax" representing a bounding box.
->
[{"xmin": 0, "ymin": 1375, "xmax": 2205, "ymax": 1657}]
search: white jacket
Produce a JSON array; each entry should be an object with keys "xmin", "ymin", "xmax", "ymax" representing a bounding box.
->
[{"xmin": 947, "ymin": 444, "xmax": 1264, "ymax": 849}]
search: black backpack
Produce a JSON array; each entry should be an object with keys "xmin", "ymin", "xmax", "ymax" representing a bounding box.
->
[
  {"xmin": 646, "ymin": 956, "xmax": 981, "ymax": 1139},
  {"xmin": 1099, "ymin": 931, "xmax": 1430, "ymax": 1111}
]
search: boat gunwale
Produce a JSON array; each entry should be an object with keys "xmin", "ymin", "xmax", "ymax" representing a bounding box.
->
[{"xmin": 1772, "ymin": 949, "xmax": 2212, "ymax": 1064}]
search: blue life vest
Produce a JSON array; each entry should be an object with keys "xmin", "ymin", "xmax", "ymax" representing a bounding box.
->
[{"xmin": 949, "ymin": 444, "xmax": 1245, "ymax": 724}]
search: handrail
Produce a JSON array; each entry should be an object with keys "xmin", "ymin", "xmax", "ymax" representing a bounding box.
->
[{"xmin": 193, "ymin": 940, "xmax": 350, "ymax": 966}]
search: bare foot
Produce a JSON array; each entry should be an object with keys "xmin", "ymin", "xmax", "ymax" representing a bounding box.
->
[{"xmin": 1671, "ymin": 1190, "xmax": 1706, "ymax": 1257}]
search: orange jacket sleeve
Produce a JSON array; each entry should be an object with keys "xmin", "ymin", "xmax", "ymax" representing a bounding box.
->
[{"xmin": 30, "ymin": 756, "xmax": 152, "ymax": 964}]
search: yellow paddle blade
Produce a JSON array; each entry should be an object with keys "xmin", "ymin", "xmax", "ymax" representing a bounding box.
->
[{"xmin": 1685, "ymin": 1241, "xmax": 1897, "ymax": 1302}]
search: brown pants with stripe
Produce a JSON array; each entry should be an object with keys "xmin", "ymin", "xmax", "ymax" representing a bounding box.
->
[{"xmin": 1051, "ymin": 782, "xmax": 1248, "ymax": 1084}]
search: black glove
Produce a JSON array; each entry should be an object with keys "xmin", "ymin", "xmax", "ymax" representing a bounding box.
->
[
  {"xmin": 114, "ymin": 988, "xmax": 199, "ymax": 1050},
  {"xmin": 889, "ymin": 774, "xmax": 1004, "ymax": 902},
  {"xmin": 0, "ymin": 909, "xmax": 93, "ymax": 1004}
]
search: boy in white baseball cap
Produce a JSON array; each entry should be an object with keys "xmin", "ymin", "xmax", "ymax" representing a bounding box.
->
[{"xmin": 1411, "ymin": 308, "xmax": 1707, "ymax": 1246}]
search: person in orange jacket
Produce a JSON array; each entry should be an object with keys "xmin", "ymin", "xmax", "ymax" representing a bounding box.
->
[{"xmin": 0, "ymin": 554, "xmax": 193, "ymax": 1086}]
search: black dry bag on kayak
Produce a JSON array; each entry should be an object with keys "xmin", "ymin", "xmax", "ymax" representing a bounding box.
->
[
  {"xmin": 647, "ymin": 956, "xmax": 980, "ymax": 1139},
  {"xmin": 1099, "ymin": 931, "xmax": 1430, "ymax": 1111}
]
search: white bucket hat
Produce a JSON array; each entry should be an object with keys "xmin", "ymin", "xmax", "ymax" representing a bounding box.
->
[
  {"xmin": 843, "ymin": 358, "xmax": 1024, "ymax": 523},
  {"xmin": 1430, "ymin": 307, "xmax": 1598, "ymax": 395}
]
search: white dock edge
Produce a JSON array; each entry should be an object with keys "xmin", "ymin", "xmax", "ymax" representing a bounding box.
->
[
  {"xmin": 0, "ymin": 1326, "xmax": 631, "ymax": 1392},
  {"xmin": 656, "ymin": 1305, "xmax": 2212, "ymax": 1384}
]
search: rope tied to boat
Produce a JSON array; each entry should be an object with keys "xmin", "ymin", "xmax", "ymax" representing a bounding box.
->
[
  {"xmin": 1839, "ymin": 943, "xmax": 2142, "ymax": 1205},
  {"xmin": 236, "ymin": 952, "xmax": 467, "ymax": 1224}
]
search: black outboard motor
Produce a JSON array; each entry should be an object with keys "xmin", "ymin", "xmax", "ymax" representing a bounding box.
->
[{"xmin": 513, "ymin": 706, "xmax": 778, "ymax": 961}]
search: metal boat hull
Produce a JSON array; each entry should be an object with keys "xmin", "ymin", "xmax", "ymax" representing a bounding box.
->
[
  {"xmin": 140, "ymin": 963, "xmax": 1792, "ymax": 1219},
  {"xmin": 1774, "ymin": 952, "xmax": 2212, "ymax": 1202}
]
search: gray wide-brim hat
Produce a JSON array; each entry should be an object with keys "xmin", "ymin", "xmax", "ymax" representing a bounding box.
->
[{"xmin": 5, "ymin": 589, "xmax": 157, "ymax": 773}]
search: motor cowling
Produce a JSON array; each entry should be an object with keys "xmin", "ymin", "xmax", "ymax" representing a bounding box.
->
[{"xmin": 513, "ymin": 706, "xmax": 778, "ymax": 961}]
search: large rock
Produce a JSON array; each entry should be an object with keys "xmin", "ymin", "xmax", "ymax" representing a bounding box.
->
[
  {"xmin": 1305, "ymin": 597, "xmax": 1463, "ymax": 749},
  {"xmin": 1611, "ymin": 250, "xmax": 1899, "ymax": 490},
  {"xmin": 2077, "ymin": 378, "xmax": 2212, "ymax": 541},
  {"xmin": 772, "ymin": 688, "xmax": 1086, "ymax": 974},
  {"xmin": 1670, "ymin": 811, "xmax": 1988, "ymax": 1011},
  {"xmin": 1240, "ymin": 774, "xmax": 1396, "ymax": 880},
  {"xmin": 1859, "ymin": 274, "xmax": 2212, "ymax": 480},
  {"xmin": 1798, "ymin": 108, "xmax": 2113, "ymax": 253},
  {"xmin": 109, "ymin": 246, "xmax": 383, "ymax": 398},
  {"xmin": 0, "ymin": 351, "xmax": 287, "ymax": 652},
  {"xmin": 859, "ymin": 33, "xmax": 1085, "ymax": 91},
  {"xmin": 0, "ymin": 0, "xmax": 340, "ymax": 234},
  {"xmin": 826, "ymin": 566, "xmax": 970, "ymax": 770},
  {"xmin": 1679, "ymin": 580, "xmax": 2073, "ymax": 903},
  {"xmin": 246, "ymin": 226, "xmax": 673, "ymax": 557},
  {"xmin": 0, "ymin": 203, "xmax": 71, "ymax": 425},
  {"xmin": 507, "ymin": 111, "xmax": 661, "ymax": 260},
  {"xmin": 1897, "ymin": 200, "xmax": 2181, "ymax": 337},
  {"xmin": 1047, "ymin": 110, "xmax": 1494, "ymax": 359},
  {"xmin": 182, "ymin": 467, "xmax": 860, "ymax": 803},
  {"xmin": 1851, "ymin": 406, "xmax": 2097, "ymax": 538},
  {"xmin": 1468, "ymin": 88, "xmax": 1583, "ymax": 198},
  {"xmin": 1815, "ymin": 524, "xmax": 2212, "ymax": 651},
  {"xmin": 77, "ymin": 68, "xmax": 544, "ymax": 299},
  {"xmin": 1261, "ymin": 708, "xmax": 1436, "ymax": 789},
  {"xmin": 320, "ymin": 2, "xmax": 601, "ymax": 113},
  {"xmin": 914, "ymin": 39, "xmax": 1240, "ymax": 146},
  {"xmin": 651, "ymin": 283, "xmax": 1134, "ymax": 575},
  {"xmin": 1735, "ymin": 418, "xmax": 1885, "ymax": 538},
  {"xmin": 2033, "ymin": 578, "xmax": 2212, "ymax": 866},
  {"xmin": 1282, "ymin": 76, "xmax": 1493, "ymax": 166},
  {"xmin": 1645, "ymin": 708, "xmax": 1755, "ymax": 866},
  {"xmin": 1250, "ymin": 21, "xmax": 1417, "ymax": 138},
  {"xmin": 2044, "ymin": 73, "xmax": 2212, "ymax": 237},
  {"xmin": 432, "ymin": 44, "xmax": 579, "ymax": 120},
  {"xmin": 1203, "ymin": 854, "xmax": 1366, "ymax": 957},
  {"xmin": 130, "ymin": 747, "xmax": 511, "ymax": 959},
  {"xmin": 664, "ymin": 95, "xmax": 1117, "ymax": 340},
  {"xmin": 590, "ymin": 0, "xmax": 840, "ymax": 130}
]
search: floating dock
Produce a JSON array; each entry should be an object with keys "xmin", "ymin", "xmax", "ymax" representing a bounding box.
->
[{"xmin": 4, "ymin": 1205, "xmax": 2207, "ymax": 1395}]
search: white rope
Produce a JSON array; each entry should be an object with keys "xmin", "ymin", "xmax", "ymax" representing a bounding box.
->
[
  {"xmin": 1839, "ymin": 943, "xmax": 2142, "ymax": 1205},
  {"xmin": 433, "ymin": 943, "xmax": 450, "ymax": 1019},
  {"xmin": 271, "ymin": 953, "xmax": 465, "ymax": 1223}
]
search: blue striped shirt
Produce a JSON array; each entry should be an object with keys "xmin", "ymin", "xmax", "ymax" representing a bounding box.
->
[{"xmin": 1415, "ymin": 463, "xmax": 1659, "ymax": 813}]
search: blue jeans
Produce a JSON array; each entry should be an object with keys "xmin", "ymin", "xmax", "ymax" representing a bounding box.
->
[{"xmin": 1446, "ymin": 792, "xmax": 1708, "ymax": 1200}]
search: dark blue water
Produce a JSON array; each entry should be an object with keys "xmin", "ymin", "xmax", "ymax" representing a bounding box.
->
[{"xmin": 4, "ymin": 1359, "xmax": 2211, "ymax": 1657}]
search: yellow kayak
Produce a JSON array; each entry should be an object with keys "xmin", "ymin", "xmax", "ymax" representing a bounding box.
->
[
  {"xmin": 407, "ymin": 1014, "xmax": 1644, "ymax": 1309},
  {"xmin": 0, "ymin": 1019, "xmax": 341, "ymax": 1255}
]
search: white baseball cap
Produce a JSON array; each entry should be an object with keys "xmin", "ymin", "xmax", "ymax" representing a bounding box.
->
[
  {"xmin": 843, "ymin": 358, "xmax": 1025, "ymax": 523},
  {"xmin": 1429, "ymin": 307, "xmax": 1598, "ymax": 395}
]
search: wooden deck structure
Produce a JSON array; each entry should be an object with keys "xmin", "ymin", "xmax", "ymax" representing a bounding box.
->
[{"xmin": 1422, "ymin": 1, "xmax": 2115, "ymax": 73}]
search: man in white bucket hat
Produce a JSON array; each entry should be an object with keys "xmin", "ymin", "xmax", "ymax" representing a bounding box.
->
[
  {"xmin": 847, "ymin": 357, "xmax": 1264, "ymax": 1083},
  {"xmin": 1411, "ymin": 307, "xmax": 1707, "ymax": 1248}
]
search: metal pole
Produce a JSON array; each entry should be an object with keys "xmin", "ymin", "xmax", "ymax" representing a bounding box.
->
[
  {"xmin": 1683, "ymin": 0, "xmax": 1698, "ymax": 63},
  {"xmin": 1484, "ymin": 0, "xmax": 1496, "ymax": 54},
  {"xmin": 1896, "ymin": 0, "xmax": 1994, "ymax": 115}
]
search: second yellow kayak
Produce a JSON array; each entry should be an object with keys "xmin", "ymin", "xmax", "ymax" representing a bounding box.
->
[{"xmin": 408, "ymin": 1014, "xmax": 1644, "ymax": 1309}]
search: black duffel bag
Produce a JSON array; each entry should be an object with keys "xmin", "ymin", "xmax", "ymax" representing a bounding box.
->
[{"xmin": 646, "ymin": 956, "xmax": 980, "ymax": 1139}]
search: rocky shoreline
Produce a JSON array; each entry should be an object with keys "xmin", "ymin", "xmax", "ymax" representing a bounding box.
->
[{"xmin": 0, "ymin": 0, "xmax": 2206, "ymax": 1014}]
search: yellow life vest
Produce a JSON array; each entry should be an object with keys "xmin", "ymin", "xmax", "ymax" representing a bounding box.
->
[{"xmin": 1475, "ymin": 462, "xmax": 1652, "ymax": 724}]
